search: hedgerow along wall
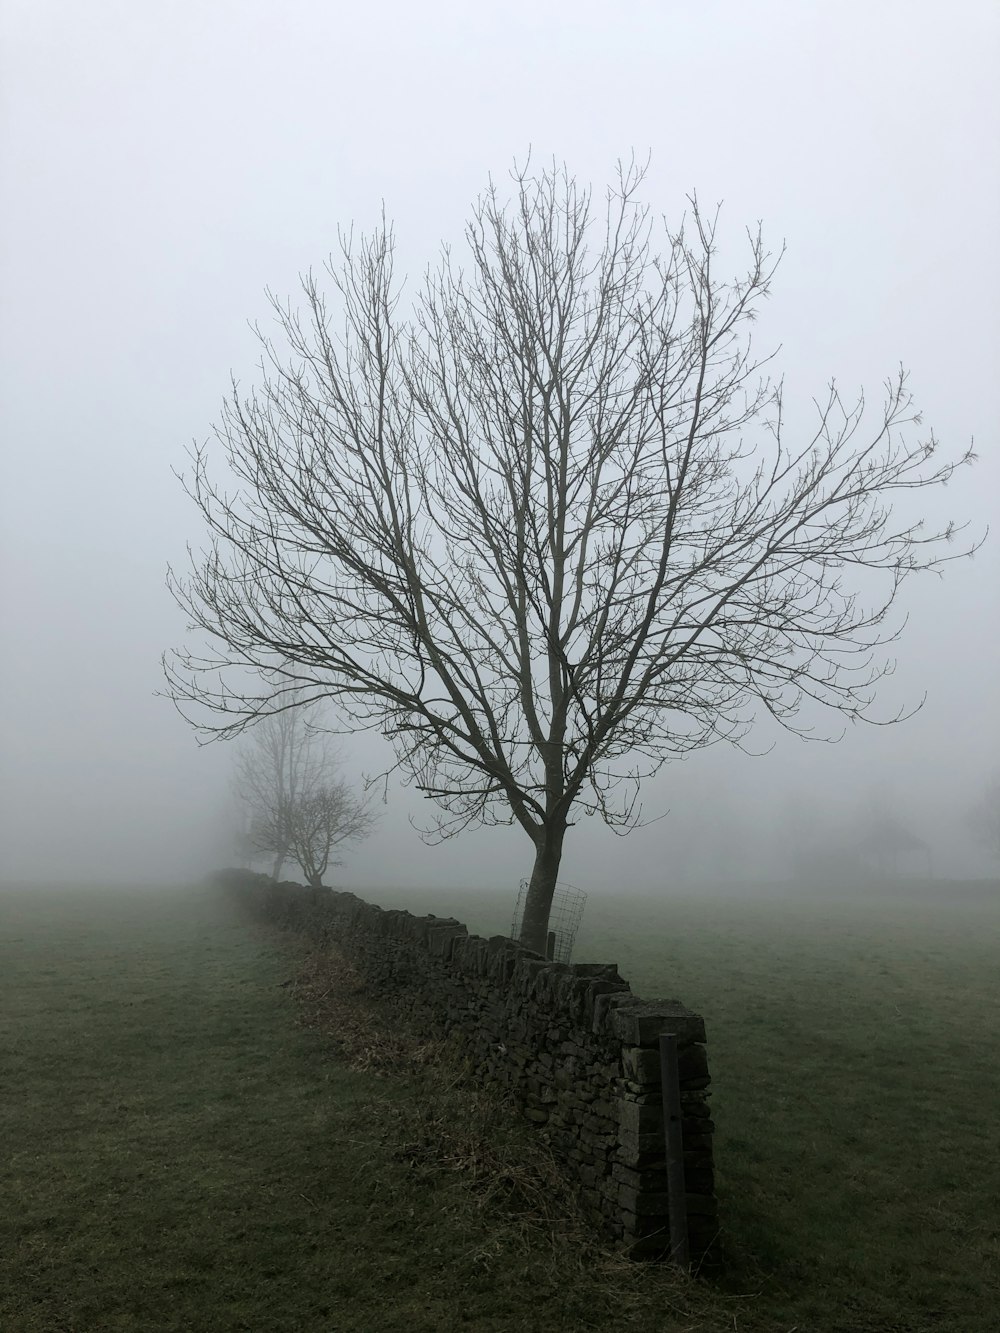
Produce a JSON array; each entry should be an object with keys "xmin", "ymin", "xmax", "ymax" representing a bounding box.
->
[{"xmin": 221, "ymin": 871, "xmax": 718, "ymax": 1265}]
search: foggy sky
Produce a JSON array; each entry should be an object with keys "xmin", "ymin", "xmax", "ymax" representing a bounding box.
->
[{"xmin": 1, "ymin": 1, "xmax": 998, "ymax": 891}]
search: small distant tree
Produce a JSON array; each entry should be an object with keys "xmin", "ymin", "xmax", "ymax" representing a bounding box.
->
[
  {"xmin": 967, "ymin": 772, "xmax": 1000, "ymax": 864},
  {"xmin": 165, "ymin": 159, "xmax": 978, "ymax": 953},
  {"xmin": 286, "ymin": 781, "xmax": 377, "ymax": 888},
  {"xmin": 233, "ymin": 697, "xmax": 373, "ymax": 884},
  {"xmin": 232, "ymin": 703, "xmax": 323, "ymax": 880}
]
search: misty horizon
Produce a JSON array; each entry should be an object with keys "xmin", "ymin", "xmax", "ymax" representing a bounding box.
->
[{"xmin": 1, "ymin": 2, "xmax": 997, "ymax": 896}]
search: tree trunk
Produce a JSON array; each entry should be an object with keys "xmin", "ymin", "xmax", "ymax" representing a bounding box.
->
[
  {"xmin": 270, "ymin": 852, "xmax": 285, "ymax": 882},
  {"xmin": 519, "ymin": 824, "xmax": 566, "ymax": 954}
]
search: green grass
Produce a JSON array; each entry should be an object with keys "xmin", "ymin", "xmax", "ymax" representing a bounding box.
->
[
  {"xmin": 591, "ymin": 889, "xmax": 1000, "ymax": 1331},
  {"xmin": 0, "ymin": 883, "xmax": 715, "ymax": 1333},
  {"xmin": 365, "ymin": 879, "xmax": 1000, "ymax": 1331},
  {"xmin": 3, "ymin": 879, "xmax": 997, "ymax": 1331}
]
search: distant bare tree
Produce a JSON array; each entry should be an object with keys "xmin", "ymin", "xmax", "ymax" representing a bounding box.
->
[
  {"xmin": 286, "ymin": 781, "xmax": 377, "ymax": 888},
  {"xmin": 233, "ymin": 700, "xmax": 327, "ymax": 881},
  {"xmin": 966, "ymin": 772, "xmax": 1000, "ymax": 864},
  {"xmin": 234, "ymin": 700, "xmax": 374, "ymax": 884},
  {"xmin": 165, "ymin": 159, "xmax": 978, "ymax": 952}
]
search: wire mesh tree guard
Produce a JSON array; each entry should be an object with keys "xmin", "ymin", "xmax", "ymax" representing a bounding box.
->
[{"xmin": 511, "ymin": 880, "xmax": 588, "ymax": 963}]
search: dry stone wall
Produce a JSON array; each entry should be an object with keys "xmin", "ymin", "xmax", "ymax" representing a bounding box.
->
[{"xmin": 223, "ymin": 871, "xmax": 718, "ymax": 1264}]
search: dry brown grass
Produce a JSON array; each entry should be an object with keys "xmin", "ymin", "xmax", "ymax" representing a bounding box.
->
[
  {"xmin": 278, "ymin": 942, "xmax": 724, "ymax": 1330},
  {"xmin": 285, "ymin": 944, "xmax": 588, "ymax": 1234},
  {"xmin": 285, "ymin": 944, "xmax": 443, "ymax": 1074}
]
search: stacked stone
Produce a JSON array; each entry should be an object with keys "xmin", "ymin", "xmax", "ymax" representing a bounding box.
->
[
  {"xmin": 609, "ymin": 1003, "xmax": 717, "ymax": 1260},
  {"xmin": 221, "ymin": 871, "xmax": 718, "ymax": 1266}
]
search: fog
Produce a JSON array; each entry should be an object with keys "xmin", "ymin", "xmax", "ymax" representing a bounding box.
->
[{"xmin": 2, "ymin": 1, "xmax": 998, "ymax": 896}]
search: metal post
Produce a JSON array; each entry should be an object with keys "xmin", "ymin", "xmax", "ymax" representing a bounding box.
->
[
  {"xmin": 658, "ymin": 1032, "xmax": 690, "ymax": 1268},
  {"xmin": 545, "ymin": 930, "xmax": 556, "ymax": 960}
]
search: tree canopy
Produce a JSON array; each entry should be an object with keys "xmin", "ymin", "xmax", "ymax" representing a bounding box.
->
[{"xmin": 165, "ymin": 160, "xmax": 976, "ymax": 950}]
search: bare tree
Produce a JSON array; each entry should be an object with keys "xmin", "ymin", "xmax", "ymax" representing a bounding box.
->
[
  {"xmin": 234, "ymin": 693, "xmax": 375, "ymax": 885},
  {"xmin": 286, "ymin": 780, "xmax": 377, "ymax": 888},
  {"xmin": 165, "ymin": 160, "xmax": 978, "ymax": 952},
  {"xmin": 966, "ymin": 772, "xmax": 1000, "ymax": 865},
  {"xmin": 233, "ymin": 701, "xmax": 327, "ymax": 881}
]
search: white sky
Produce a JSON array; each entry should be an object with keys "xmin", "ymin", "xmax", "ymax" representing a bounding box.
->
[{"xmin": 1, "ymin": 0, "xmax": 998, "ymax": 890}]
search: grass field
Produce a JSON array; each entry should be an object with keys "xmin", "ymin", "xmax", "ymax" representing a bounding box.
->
[
  {"xmin": 2, "ymin": 878, "xmax": 997, "ymax": 1331},
  {"xmin": 363, "ymin": 878, "xmax": 1000, "ymax": 1331}
]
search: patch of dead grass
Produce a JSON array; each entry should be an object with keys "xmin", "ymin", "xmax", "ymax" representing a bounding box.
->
[
  {"xmin": 285, "ymin": 944, "xmax": 443, "ymax": 1073},
  {"xmin": 279, "ymin": 943, "xmax": 726, "ymax": 1330}
]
